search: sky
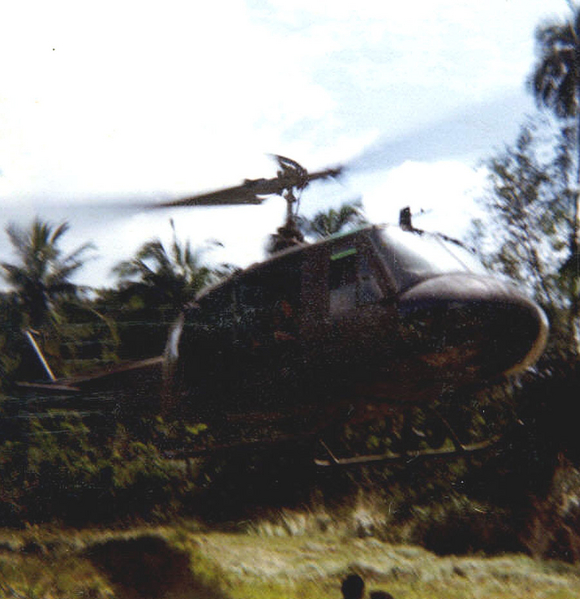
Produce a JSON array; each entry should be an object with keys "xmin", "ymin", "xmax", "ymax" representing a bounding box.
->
[{"xmin": 0, "ymin": 0, "xmax": 574, "ymax": 288}]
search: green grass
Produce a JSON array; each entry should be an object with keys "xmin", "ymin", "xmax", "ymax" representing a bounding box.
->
[
  {"xmin": 1, "ymin": 523, "xmax": 580, "ymax": 599},
  {"xmin": 194, "ymin": 532, "xmax": 580, "ymax": 599}
]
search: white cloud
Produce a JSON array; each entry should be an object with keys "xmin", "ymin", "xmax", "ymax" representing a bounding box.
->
[
  {"xmin": 0, "ymin": 0, "xmax": 573, "ymax": 287},
  {"xmin": 0, "ymin": 0, "xmax": 337, "ymax": 199}
]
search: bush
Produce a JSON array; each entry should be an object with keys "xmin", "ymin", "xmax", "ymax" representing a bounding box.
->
[
  {"xmin": 0, "ymin": 414, "xmax": 197, "ymax": 526},
  {"xmin": 523, "ymin": 457, "xmax": 580, "ymax": 562}
]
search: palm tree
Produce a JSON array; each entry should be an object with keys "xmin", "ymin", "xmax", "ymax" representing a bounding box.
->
[
  {"xmin": 529, "ymin": 6, "xmax": 580, "ymax": 353},
  {"xmin": 530, "ymin": 10, "xmax": 580, "ymax": 119},
  {"xmin": 0, "ymin": 219, "xmax": 94, "ymax": 329},
  {"xmin": 300, "ymin": 198, "xmax": 368, "ymax": 239},
  {"xmin": 112, "ymin": 219, "xmax": 219, "ymax": 310},
  {"xmin": 108, "ymin": 220, "xmax": 229, "ymax": 359}
]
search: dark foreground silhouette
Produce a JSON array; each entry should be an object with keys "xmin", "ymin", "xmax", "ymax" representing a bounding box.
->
[
  {"xmin": 85, "ymin": 534, "xmax": 229, "ymax": 599},
  {"xmin": 341, "ymin": 574, "xmax": 394, "ymax": 599}
]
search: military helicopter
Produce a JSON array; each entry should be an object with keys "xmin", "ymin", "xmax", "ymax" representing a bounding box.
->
[{"xmin": 15, "ymin": 155, "xmax": 549, "ymax": 465}]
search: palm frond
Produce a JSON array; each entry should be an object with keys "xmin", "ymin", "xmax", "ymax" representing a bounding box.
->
[{"xmin": 1, "ymin": 219, "xmax": 93, "ymax": 328}]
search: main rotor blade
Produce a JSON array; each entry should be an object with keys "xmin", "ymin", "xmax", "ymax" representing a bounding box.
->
[
  {"xmin": 48, "ymin": 157, "xmax": 345, "ymax": 212},
  {"xmin": 345, "ymin": 93, "xmax": 531, "ymax": 175},
  {"xmin": 304, "ymin": 165, "xmax": 343, "ymax": 184},
  {"xmin": 152, "ymin": 165, "xmax": 344, "ymax": 209},
  {"xmin": 154, "ymin": 180, "xmax": 270, "ymax": 208}
]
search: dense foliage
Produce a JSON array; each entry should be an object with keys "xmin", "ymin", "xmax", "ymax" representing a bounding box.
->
[{"xmin": 528, "ymin": 5, "xmax": 580, "ymax": 354}]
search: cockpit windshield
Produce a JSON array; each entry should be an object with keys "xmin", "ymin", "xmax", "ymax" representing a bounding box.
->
[{"xmin": 375, "ymin": 225, "xmax": 487, "ymax": 291}]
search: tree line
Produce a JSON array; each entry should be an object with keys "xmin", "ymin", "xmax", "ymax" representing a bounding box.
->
[
  {"xmin": 0, "ymin": 202, "xmax": 366, "ymax": 388},
  {"xmin": 473, "ymin": 5, "xmax": 580, "ymax": 361}
]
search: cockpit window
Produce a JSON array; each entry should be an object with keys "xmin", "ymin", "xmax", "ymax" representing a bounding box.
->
[
  {"xmin": 329, "ymin": 246, "xmax": 383, "ymax": 315},
  {"xmin": 376, "ymin": 226, "xmax": 487, "ymax": 290}
]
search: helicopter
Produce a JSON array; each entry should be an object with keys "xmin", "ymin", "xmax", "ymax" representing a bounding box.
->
[{"xmin": 14, "ymin": 155, "xmax": 549, "ymax": 465}]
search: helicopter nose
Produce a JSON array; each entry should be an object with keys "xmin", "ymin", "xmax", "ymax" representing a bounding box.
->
[{"xmin": 398, "ymin": 274, "xmax": 549, "ymax": 379}]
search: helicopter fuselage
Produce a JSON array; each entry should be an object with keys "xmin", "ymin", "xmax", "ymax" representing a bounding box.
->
[{"xmin": 163, "ymin": 224, "xmax": 548, "ymax": 426}]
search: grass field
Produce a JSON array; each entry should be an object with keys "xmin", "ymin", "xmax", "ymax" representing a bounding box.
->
[{"xmin": 1, "ymin": 521, "xmax": 580, "ymax": 599}]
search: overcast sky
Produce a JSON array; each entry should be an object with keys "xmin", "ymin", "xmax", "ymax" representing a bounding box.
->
[{"xmin": 0, "ymin": 0, "xmax": 573, "ymax": 287}]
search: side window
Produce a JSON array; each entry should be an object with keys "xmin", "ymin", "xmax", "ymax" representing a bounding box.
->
[
  {"xmin": 358, "ymin": 253, "xmax": 383, "ymax": 305},
  {"xmin": 330, "ymin": 249, "xmax": 358, "ymax": 314},
  {"xmin": 329, "ymin": 247, "xmax": 382, "ymax": 315}
]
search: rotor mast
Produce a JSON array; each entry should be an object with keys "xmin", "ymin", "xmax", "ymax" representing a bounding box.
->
[
  {"xmin": 152, "ymin": 154, "xmax": 342, "ymax": 253},
  {"xmin": 268, "ymin": 155, "xmax": 343, "ymax": 252}
]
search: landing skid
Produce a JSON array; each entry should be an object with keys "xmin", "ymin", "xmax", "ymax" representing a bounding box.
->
[
  {"xmin": 160, "ymin": 428, "xmax": 501, "ymax": 466},
  {"xmin": 313, "ymin": 436, "xmax": 501, "ymax": 467},
  {"xmin": 160, "ymin": 394, "xmax": 508, "ymax": 467},
  {"xmin": 312, "ymin": 397, "xmax": 508, "ymax": 467}
]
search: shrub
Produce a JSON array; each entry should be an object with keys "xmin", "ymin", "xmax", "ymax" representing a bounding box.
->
[{"xmin": 0, "ymin": 414, "xmax": 197, "ymax": 526}]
